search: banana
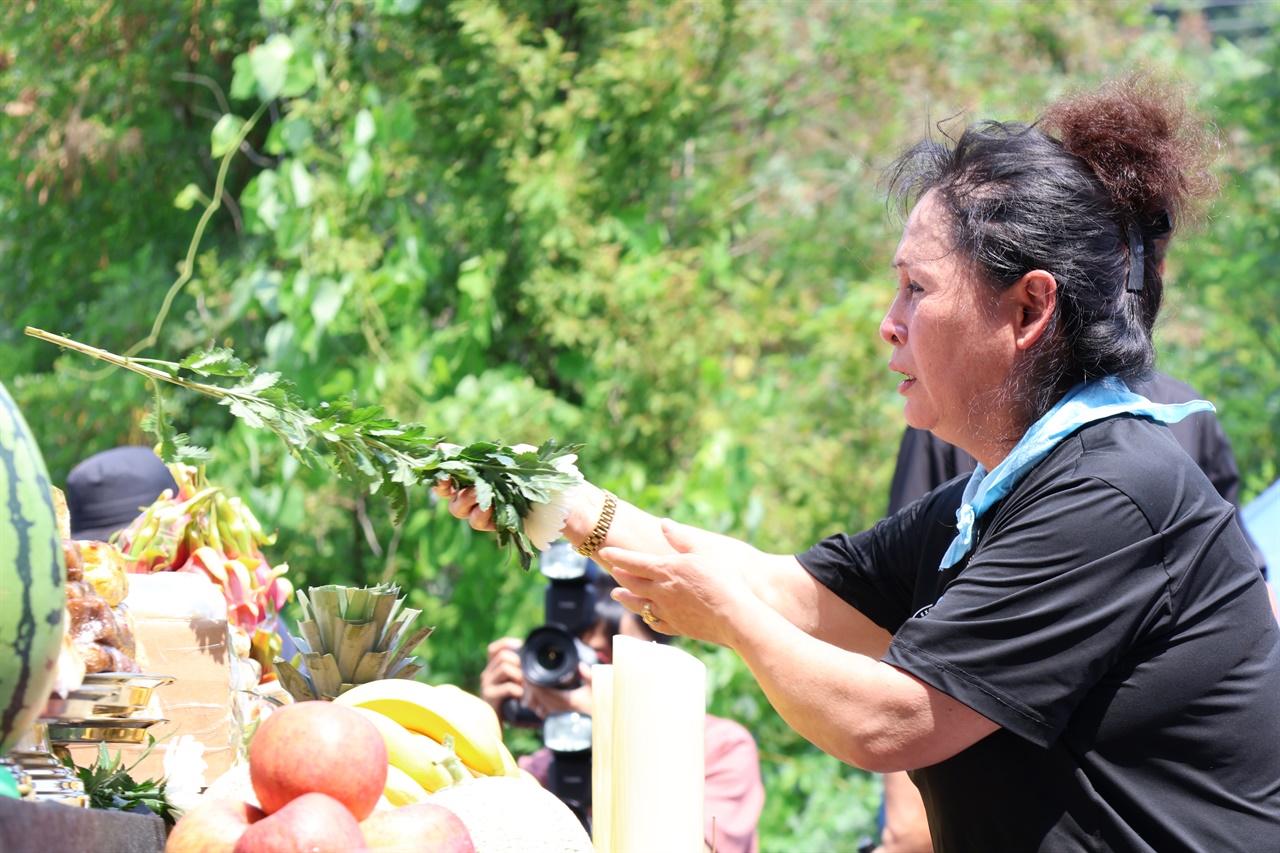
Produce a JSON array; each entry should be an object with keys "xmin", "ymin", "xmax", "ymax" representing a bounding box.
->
[
  {"xmin": 383, "ymin": 764, "xmax": 430, "ymax": 806},
  {"xmin": 434, "ymin": 683, "xmax": 504, "ymax": 742},
  {"xmin": 495, "ymin": 736, "xmax": 521, "ymax": 778},
  {"xmin": 349, "ymin": 706, "xmax": 467, "ymax": 793},
  {"xmin": 421, "ymin": 684, "xmax": 520, "ymax": 775},
  {"xmin": 407, "ymin": 726, "xmax": 519, "ymax": 780},
  {"xmin": 335, "ymin": 680, "xmax": 519, "ymax": 778}
]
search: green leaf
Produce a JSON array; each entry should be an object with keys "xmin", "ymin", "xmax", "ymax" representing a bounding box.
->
[
  {"xmin": 181, "ymin": 348, "xmax": 253, "ymax": 377},
  {"xmin": 289, "ymin": 159, "xmax": 314, "ymax": 207},
  {"xmin": 210, "ymin": 114, "xmax": 245, "ymax": 158},
  {"xmin": 261, "ymin": 0, "xmax": 297, "ymax": 19},
  {"xmin": 266, "ymin": 116, "xmax": 314, "ymax": 155},
  {"xmin": 347, "ymin": 149, "xmax": 373, "ymax": 188},
  {"xmin": 229, "ymin": 52, "xmax": 257, "ymax": 101},
  {"xmin": 173, "ymin": 183, "xmax": 205, "ymax": 211},
  {"xmin": 354, "ymin": 109, "xmax": 376, "ymax": 147},
  {"xmin": 250, "ymin": 34, "xmax": 295, "ymax": 101},
  {"xmin": 373, "ymin": 0, "xmax": 420, "ymax": 14},
  {"xmin": 310, "ymin": 278, "xmax": 343, "ymax": 328}
]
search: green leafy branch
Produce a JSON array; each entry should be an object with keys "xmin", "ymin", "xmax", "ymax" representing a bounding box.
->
[
  {"xmin": 26, "ymin": 327, "xmax": 583, "ymax": 570},
  {"xmin": 61, "ymin": 737, "xmax": 180, "ymax": 826}
]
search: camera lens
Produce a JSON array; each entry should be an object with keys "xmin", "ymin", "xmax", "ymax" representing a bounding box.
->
[
  {"xmin": 522, "ymin": 625, "xmax": 582, "ymax": 689},
  {"xmin": 522, "ymin": 625, "xmax": 599, "ymax": 689}
]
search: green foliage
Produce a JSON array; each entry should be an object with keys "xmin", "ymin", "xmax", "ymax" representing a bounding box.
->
[
  {"xmin": 6, "ymin": 2, "xmax": 1277, "ymax": 848},
  {"xmin": 61, "ymin": 737, "xmax": 180, "ymax": 827},
  {"xmin": 1155, "ymin": 31, "xmax": 1280, "ymax": 496},
  {"xmin": 29, "ymin": 328, "xmax": 583, "ymax": 568}
]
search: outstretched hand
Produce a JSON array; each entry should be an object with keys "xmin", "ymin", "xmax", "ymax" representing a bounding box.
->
[
  {"xmin": 601, "ymin": 518, "xmax": 761, "ymax": 649},
  {"xmin": 433, "ymin": 476, "xmax": 496, "ymax": 532},
  {"xmin": 432, "ymin": 442, "xmax": 496, "ymax": 531}
]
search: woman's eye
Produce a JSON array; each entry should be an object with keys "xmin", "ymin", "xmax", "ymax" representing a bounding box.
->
[{"xmin": 907, "ymin": 281, "xmax": 924, "ymax": 295}]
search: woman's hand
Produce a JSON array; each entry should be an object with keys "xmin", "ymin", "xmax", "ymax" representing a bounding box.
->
[
  {"xmin": 433, "ymin": 477, "xmax": 497, "ymax": 532},
  {"xmin": 601, "ymin": 518, "xmax": 765, "ymax": 649}
]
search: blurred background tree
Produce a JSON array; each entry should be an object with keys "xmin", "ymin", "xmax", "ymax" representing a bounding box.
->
[{"xmin": 2, "ymin": 0, "xmax": 1275, "ymax": 848}]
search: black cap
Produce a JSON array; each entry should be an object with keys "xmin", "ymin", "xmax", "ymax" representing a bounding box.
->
[{"xmin": 65, "ymin": 446, "xmax": 179, "ymax": 541}]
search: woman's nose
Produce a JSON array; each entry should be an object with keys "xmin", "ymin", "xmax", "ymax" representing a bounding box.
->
[{"xmin": 880, "ymin": 303, "xmax": 906, "ymax": 346}]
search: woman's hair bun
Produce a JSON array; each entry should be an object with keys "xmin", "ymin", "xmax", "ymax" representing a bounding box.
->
[{"xmin": 1039, "ymin": 71, "xmax": 1220, "ymax": 231}]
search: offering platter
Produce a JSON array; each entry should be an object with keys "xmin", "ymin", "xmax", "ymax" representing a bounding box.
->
[
  {"xmin": 9, "ymin": 671, "xmax": 177, "ymax": 807},
  {"xmin": 45, "ymin": 717, "xmax": 170, "ymax": 747},
  {"xmin": 40, "ymin": 673, "xmax": 175, "ymax": 721}
]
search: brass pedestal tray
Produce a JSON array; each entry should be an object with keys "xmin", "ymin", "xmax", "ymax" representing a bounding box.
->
[
  {"xmin": 20, "ymin": 672, "xmax": 176, "ymax": 807},
  {"xmin": 0, "ymin": 755, "xmax": 36, "ymax": 800},
  {"xmin": 7, "ymin": 722, "xmax": 86, "ymax": 807},
  {"xmin": 42, "ymin": 673, "xmax": 175, "ymax": 721}
]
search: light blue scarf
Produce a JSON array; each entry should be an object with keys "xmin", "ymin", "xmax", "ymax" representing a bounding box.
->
[{"xmin": 939, "ymin": 376, "xmax": 1214, "ymax": 570}]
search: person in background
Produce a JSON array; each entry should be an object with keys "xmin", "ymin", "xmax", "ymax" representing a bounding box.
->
[
  {"xmin": 441, "ymin": 74, "xmax": 1280, "ymax": 850},
  {"xmin": 480, "ymin": 570, "xmax": 766, "ymax": 853},
  {"xmin": 65, "ymin": 445, "xmax": 178, "ymax": 541},
  {"xmin": 876, "ymin": 371, "xmax": 1272, "ymax": 853}
]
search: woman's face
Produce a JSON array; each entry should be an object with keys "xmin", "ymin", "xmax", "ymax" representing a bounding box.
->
[
  {"xmin": 578, "ymin": 612, "xmax": 654, "ymax": 666},
  {"xmin": 580, "ymin": 619, "xmax": 614, "ymax": 664},
  {"xmin": 879, "ymin": 191, "xmax": 1026, "ymax": 462}
]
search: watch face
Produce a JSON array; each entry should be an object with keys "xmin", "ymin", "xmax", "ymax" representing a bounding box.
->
[{"xmin": 540, "ymin": 540, "xmax": 589, "ymax": 580}]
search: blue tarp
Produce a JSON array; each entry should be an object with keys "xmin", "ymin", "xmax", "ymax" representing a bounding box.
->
[{"xmin": 1241, "ymin": 478, "xmax": 1280, "ymax": 592}]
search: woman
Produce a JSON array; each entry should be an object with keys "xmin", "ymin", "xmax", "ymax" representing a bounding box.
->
[{"xmin": 440, "ymin": 74, "xmax": 1280, "ymax": 851}]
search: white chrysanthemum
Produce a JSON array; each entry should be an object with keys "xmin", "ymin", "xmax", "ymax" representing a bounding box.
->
[
  {"xmin": 162, "ymin": 734, "xmax": 210, "ymax": 811},
  {"xmin": 514, "ymin": 445, "xmax": 585, "ymax": 551}
]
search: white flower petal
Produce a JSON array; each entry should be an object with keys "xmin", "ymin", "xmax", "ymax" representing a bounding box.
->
[
  {"xmin": 523, "ymin": 483, "xmax": 584, "ymax": 551},
  {"xmin": 552, "ymin": 454, "xmax": 580, "ymax": 476},
  {"xmin": 162, "ymin": 734, "xmax": 210, "ymax": 811}
]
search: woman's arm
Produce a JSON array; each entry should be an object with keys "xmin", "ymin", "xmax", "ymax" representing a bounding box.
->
[
  {"xmin": 440, "ymin": 479, "xmax": 995, "ymax": 769},
  {"xmin": 602, "ymin": 520, "xmax": 999, "ymax": 772},
  {"xmin": 440, "ymin": 479, "xmax": 889, "ymax": 654}
]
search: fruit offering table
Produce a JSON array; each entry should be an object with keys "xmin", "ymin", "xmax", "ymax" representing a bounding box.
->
[{"xmin": 0, "ymin": 796, "xmax": 166, "ymax": 853}]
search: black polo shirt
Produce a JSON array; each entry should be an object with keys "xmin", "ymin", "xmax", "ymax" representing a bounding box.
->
[{"xmin": 800, "ymin": 416, "xmax": 1280, "ymax": 852}]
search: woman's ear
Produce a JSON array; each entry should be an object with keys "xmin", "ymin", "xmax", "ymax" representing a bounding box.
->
[{"xmin": 1014, "ymin": 270, "xmax": 1057, "ymax": 350}]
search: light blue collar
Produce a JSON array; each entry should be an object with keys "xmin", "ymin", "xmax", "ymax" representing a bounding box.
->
[{"xmin": 939, "ymin": 376, "xmax": 1214, "ymax": 570}]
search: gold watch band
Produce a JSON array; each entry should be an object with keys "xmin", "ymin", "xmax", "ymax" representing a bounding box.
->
[{"xmin": 573, "ymin": 490, "xmax": 617, "ymax": 557}]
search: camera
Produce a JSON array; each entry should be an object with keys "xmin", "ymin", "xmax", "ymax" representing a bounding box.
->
[
  {"xmin": 500, "ymin": 541, "xmax": 599, "ymax": 830},
  {"xmin": 501, "ymin": 541, "xmax": 601, "ymax": 727}
]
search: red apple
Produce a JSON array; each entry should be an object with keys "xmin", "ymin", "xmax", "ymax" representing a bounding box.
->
[
  {"xmin": 249, "ymin": 700, "xmax": 388, "ymax": 819},
  {"xmin": 360, "ymin": 803, "xmax": 476, "ymax": 852},
  {"xmin": 165, "ymin": 799, "xmax": 265, "ymax": 853},
  {"xmin": 232, "ymin": 792, "xmax": 368, "ymax": 853}
]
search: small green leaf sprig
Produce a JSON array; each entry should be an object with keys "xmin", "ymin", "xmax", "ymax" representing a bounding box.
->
[
  {"xmin": 26, "ymin": 328, "xmax": 583, "ymax": 570},
  {"xmin": 61, "ymin": 737, "xmax": 180, "ymax": 826}
]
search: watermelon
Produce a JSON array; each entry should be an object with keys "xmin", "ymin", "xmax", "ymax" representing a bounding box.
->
[{"xmin": 0, "ymin": 380, "xmax": 66, "ymax": 756}]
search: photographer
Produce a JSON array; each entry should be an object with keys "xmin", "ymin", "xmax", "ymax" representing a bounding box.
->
[{"xmin": 480, "ymin": 567, "xmax": 765, "ymax": 853}]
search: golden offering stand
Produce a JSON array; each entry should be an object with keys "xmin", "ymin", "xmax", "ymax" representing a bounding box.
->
[{"xmin": 8, "ymin": 673, "xmax": 175, "ymax": 808}]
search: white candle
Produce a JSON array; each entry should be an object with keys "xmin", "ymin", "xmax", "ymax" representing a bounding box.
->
[
  {"xmin": 591, "ymin": 663, "xmax": 614, "ymax": 853},
  {"xmin": 607, "ymin": 634, "xmax": 706, "ymax": 853}
]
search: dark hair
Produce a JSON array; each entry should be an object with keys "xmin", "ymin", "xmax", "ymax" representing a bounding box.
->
[
  {"xmin": 884, "ymin": 72, "xmax": 1220, "ymax": 426},
  {"xmin": 592, "ymin": 571, "xmax": 670, "ymax": 644}
]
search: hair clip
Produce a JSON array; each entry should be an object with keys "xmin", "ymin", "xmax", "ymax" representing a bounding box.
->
[{"xmin": 1126, "ymin": 224, "xmax": 1144, "ymax": 293}]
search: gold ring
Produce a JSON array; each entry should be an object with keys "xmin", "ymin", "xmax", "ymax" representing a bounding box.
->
[{"xmin": 641, "ymin": 602, "xmax": 660, "ymax": 626}]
